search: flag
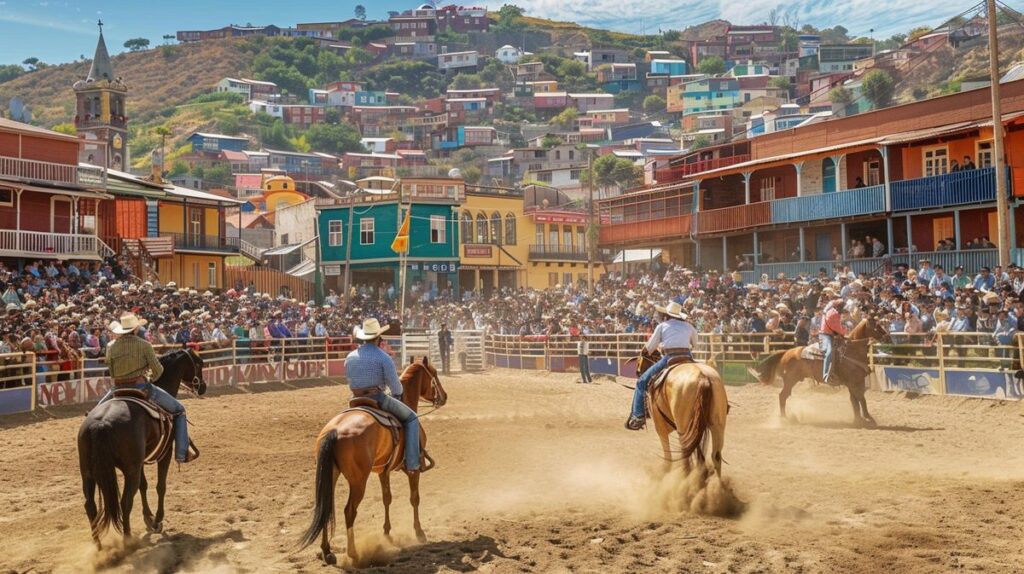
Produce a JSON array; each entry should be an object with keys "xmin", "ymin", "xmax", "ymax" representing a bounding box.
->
[{"xmin": 391, "ymin": 208, "xmax": 410, "ymax": 253}]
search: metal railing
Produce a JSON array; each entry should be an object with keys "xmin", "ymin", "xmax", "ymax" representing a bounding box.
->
[
  {"xmin": 0, "ymin": 156, "xmax": 80, "ymax": 185},
  {"xmin": 697, "ymin": 201, "xmax": 771, "ymax": 234},
  {"xmin": 239, "ymin": 239, "xmax": 265, "ymax": 261},
  {"xmin": 771, "ymin": 184, "xmax": 885, "ymax": 224},
  {"xmin": 891, "ymin": 167, "xmax": 997, "ymax": 211},
  {"xmin": 655, "ymin": 155, "xmax": 751, "ymax": 182},
  {"xmin": 886, "ymin": 249, "xmax": 998, "ymax": 274},
  {"xmin": 529, "ymin": 244, "xmax": 589, "ymax": 261},
  {"xmin": 0, "ymin": 229, "xmax": 104, "ymax": 257},
  {"xmin": 164, "ymin": 232, "xmax": 240, "ymax": 251}
]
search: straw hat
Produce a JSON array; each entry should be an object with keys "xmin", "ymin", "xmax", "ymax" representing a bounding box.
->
[
  {"xmin": 982, "ymin": 291, "xmax": 1001, "ymax": 305},
  {"xmin": 354, "ymin": 318, "xmax": 390, "ymax": 340},
  {"xmin": 109, "ymin": 313, "xmax": 147, "ymax": 334},
  {"xmin": 654, "ymin": 301, "xmax": 688, "ymax": 320},
  {"xmin": 731, "ymin": 271, "xmax": 743, "ymax": 282}
]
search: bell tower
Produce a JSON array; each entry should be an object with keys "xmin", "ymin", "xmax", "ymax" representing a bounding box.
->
[{"xmin": 74, "ymin": 20, "xmax": 129, "ymax": 170}]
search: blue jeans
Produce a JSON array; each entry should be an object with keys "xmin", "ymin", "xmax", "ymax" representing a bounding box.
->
[
  {"xmin": 99, "ymin": 383, "xmax": 190, "ymax": 462},
  {"xmin": 820, "ymin": 334, "xmax": 834, "ymax": 380},
  {"xmin": 578, "ymin": 355, "xmax": 592, "ymax": 383},
  {"xmin": 370, "ymin": 392, "xmax": 421, "ymax": 471},
  {"xmin": 632, "ymin": 355, "xmax": 669, "ymax": 419}
]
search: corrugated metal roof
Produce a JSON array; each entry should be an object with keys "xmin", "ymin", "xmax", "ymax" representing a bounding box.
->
[{"xmin": 166, "ymin": 185, "xmax": 245, "ymax": 204}]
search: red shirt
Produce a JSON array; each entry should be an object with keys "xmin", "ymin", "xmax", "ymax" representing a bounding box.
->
[{"xmin": 823, "ymin": 307, "xmax": 846, "ymax": 336}]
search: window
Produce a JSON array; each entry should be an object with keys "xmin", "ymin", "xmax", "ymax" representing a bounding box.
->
[
  {"xmin": 570, "ymin": 169, "xmax": 581, "ymax": 181},
  {"xmin": 476, "ymin": 213, "xmax": 488, "ymax": 243},
  {"xmin": 759, "ymin": 178, "xmax": 776, "ymax": 201},
  {"xmin": 460, "ymin": 212, "xmax": 473, "ymax": 242},
  {"xmin": 554, "ymin": 150, "xmax": 561, "ymax": 160},
  {"xmin": 577, "ymin": 227, "xmax": 586, "ymax": 251},
  {"xmin": 281, "ymin": 233, "xmax": 290, "ymax": 245},
  {"xmin": 923, "ymin": 146, "xmax": 949, "ymax": 177},
  {"xmin": 490, "ymin": 212, "xmax": 501, "ymax": 244},
  {"xmin": 563, "ymin": 273, "xmax": 572, "ymax": 286},
  {"xmin": 189, "ymin": 208, "xmax": 203, "ymax": 238},
  {"xmin": 548, "ymin": 272, "xmax": 558, "ymax": 286},
  {"xmin": 563, "ymin": 225, "xmax": 573, "ymax": 248},
  {"xmin": 537, "ymin": 172, "xmax": 553, "ymax": 183},
  {"xmin": 0, "ymin": 188, "xmax": 15, "ymax": 206},
  {"xmin": 549, "ymin": 224, "xmax": 559, "ymax": 246},
  {"xmin": 977, "ymin": 140, "xmax": 993, "ymax": 168},
  {"xmin": 360, "ymin": 218, "xmax": 374, "ymax": 245},
  {"xmin": 328, "ymin": 220, "xmax": 343, "ymax": 246},
  {"xmin": 535, "ymin": 224, "xmax": 544, "ymax": 246},
  {"xmin": 504, "ymin": 213, "xmax": 516, "ymax": 245},
  {"xmin": 208, "ymin": 262, "xmax": 217, "ymax": 288},
  {"xmin": 865, "ymin": 159, "xmax": 882, "ymax": 186},
  {"xmin": 430, "ymin": 215, "xmax": 445, "ymax": 243}
]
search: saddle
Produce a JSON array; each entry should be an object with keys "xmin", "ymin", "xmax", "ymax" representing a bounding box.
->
[
  {"xmin": 645, "ymin": 355, "xmax": 696, "ymax": 422},
  {"xmin": 109, "ymin": 392, "xmax": 174, "ymax": 464},
  {"xmin": 800, "ymin": 343, "xmax": 825, "ymax": 361},
  {"xmin": 343, "ymin": 398, "xmax": 431, "ymax": 473}
]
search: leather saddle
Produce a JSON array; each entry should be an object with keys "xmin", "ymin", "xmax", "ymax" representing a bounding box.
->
[
  {"xmin": 343, "ymin": 398, "xmax": 430, "ymax": 472},
  {"xmin": 800, "ymin": 343, "xmax": 825, "ymax": 361},
  {"xmin": 648, "ymin": 355, "xmax": 695, "ymax": 397},
  {"xmin": 109, "ymin": 391, "xmax": 175, "ymax": 464}
]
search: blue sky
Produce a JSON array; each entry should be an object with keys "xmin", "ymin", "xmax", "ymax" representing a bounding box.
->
[{"xmin": 0, "ymin": 0, "xmax": 991, "ymax": 66}]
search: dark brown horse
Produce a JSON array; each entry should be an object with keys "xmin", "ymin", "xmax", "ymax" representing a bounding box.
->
[
  {"xmin": 299, "ymin": 357, "xmax": 447, "ymax": 565},
  {"xmin": 751, "ymin": 317, "xmax": 887, "ymax": 426},
  {"xmin": 77, "ymin": 349, "xmax": 206, "ymax": 548}
]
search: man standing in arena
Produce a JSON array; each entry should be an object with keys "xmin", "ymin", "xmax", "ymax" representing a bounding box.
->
[{"xmin": 438, "ymin": 322, "xmax": 453, "ymax": 374}]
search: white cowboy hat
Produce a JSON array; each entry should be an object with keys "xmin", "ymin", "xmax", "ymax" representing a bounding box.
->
[
  {"xmin": 353, "ymin": 318, "xmax": 390, "ymax": 340},
  {"xmin": 654, "ymin": 301, "xmax": 688, "ymax": 320},
  {"xmin": 109, "ymin": 313, "xmax": 147, "ymax": 334}
]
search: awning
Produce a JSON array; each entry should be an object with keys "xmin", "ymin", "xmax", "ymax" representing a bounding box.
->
[
  {"xmin": 262, "ymin": 243, "xmax": 303, "ymax": 256},
  {"xmin": 612, "ymin": 248, "xmax": 662, "ymax": 264},
  {"xmin": 0, "ymin": 178, "xmax": 113, "ymax": 200},
  {"xmin": 286, "ymin": 259, "xmax": 316, "ymax": 279}
]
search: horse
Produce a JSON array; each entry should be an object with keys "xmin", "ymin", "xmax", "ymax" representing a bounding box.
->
[
  {"xmin": 299, "ymin": 357, "xmax": 447, "ymax": 565},
  {"xmin": 77, "ymin": 348, "xmax": 207, "ymax": 548},
  {"xmin": 750, "ymin": 316, "xmax": 888, "ymax": 427},
  {"xmin": 633, "ymin": 351, "xmax": 729, "ymax": 477}
]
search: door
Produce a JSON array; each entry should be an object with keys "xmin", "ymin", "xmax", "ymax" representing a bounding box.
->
[
  {"xmin": 815, "ymin": 232, "xmax": 832, "ymax": 261},
  {"xmin": 988, "ymin": 211, "xmax": 999, "ymax": 245},
  {"xmin": 51, "ymin": 197, "xmax": 73, "ymax": 234},
  {"xmin": 933, "ymin": 216, "xmax": 954, "ymax": 249},
  {"xmin": 822, "ymin": 157, "xmax": 836, "ymax": 193}
]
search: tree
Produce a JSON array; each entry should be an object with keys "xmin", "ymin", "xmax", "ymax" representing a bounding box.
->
[
  {"xmin": 642, "ymin": 95, "xmax": 666, "ymax": 115},
  {"xmin": 768, "ymin": 76, "xmax": 791, "ymax": 91},
  {"xmin": 828, "ymin": 86, "xmax": 853, "ymax": 105},
  {"xmin": 540, "ymin": 135, "xmax": 563, "ymax": 148},
  {"xmin": 586, "ymin": 155, "xmax": 641, "ymax": 195},
  {"xmin": 123, "ymin": 38, "xmax": 151, "ymax": 52},
  {"xmin": 690, "ymin": 135, "xmax": 711, "ymax": 150},
  {"xmin": 52, "ymin": 123, "xmax": 77, "ymax": 136},
  {"xmin": 495, "ymin": 4, "xmax": 525, "ymax": 32},
  {"xmin": 168, "ymin": 160, "xmax": 189, "ymax": 178},
  {"xmin": 862, "ymin": 69, "xmax": 895, "ymax": 109},
  {"xmin": 550, "ymin": 107, "xmax": 578, "ymax": 129},
  {"xmin": 0, "ymin": 64, "xmax": 26, "ymax": 83},
  {"xmin": 780, "ymin": 29, "xmax": 799, "ymax": 53},
  {"xmin": 450, "ymin": 73, "xmax": 483, "ymax": 90},
  {"xmin": 204, "ymin": 163, "xmax": 232, "ymax": 187},
  {"xmin": 305, "ymin": 123, "xmax": 365, "ymax": 154},
  {"xmin": 354, "ymin": 4, "xmax": 367, "ymax": 20},
  {"xmin": 697, "ymin": 56, "xmax": 725, "ymax": 75},
  {"xmin": 907, "ymin": 26, "xmax": 931, "ymax": 43},
  {"xmin": 22, "ymin": 57, "xmax": 44, "ymax": 71},
  {"xmin": 162, "ymin": 34, "xmax": 175, "ymax": 44},
  {"xmin": 461, "ymin": 166, "xmax": 481, "ymax": 184}
]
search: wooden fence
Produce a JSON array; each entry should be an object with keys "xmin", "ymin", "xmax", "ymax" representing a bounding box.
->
[{"xmin": 225, "ymin": 265, "xmax": 313, "ymax": 300}]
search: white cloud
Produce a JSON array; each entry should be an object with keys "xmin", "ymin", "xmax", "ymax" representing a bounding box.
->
[{"xmin": 0, "ymin": 10, "xmax": 94, "ymax": 34}]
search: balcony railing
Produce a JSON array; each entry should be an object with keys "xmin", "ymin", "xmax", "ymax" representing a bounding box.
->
[
  {"xmin": 599, "ymin": 214, "xmax": 693, "ymax": 245},
  {"xmin": 654, "ymin": 155, "xmax": 750, "ymax": 183},
  {"xmin": 529, "ymin": 244, "xmax": 589, "ymax": 261},
  {"xmin": 0, "ymin": 157, "xmax": 96, "ymax": 186},
  {"xmin": 891, "ymin": 167, "xmax": 997, "ymax": 212},
  {"xmin": 164, "ymin": 232, "xmax": 239, "ymax": 252},
  {"xmin": 0, "ymin": 229, "xmax": 103, "ymax": 257},
  {"xmin": 771, "ymin": 184, "xmax": 885, "ymax": 224},
  {"xmin": 697, "ymin": 201, "xmax": 771, "ymax": 234},
  {"xmin": 887, "ymin": 249, "xmax": 998, "ymax": 275}
]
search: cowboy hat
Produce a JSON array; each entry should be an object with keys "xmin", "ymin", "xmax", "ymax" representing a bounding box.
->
[
  {"xmin": 109, "ymin": 313, "xmax": 148, "ymax": 334},
  {"xmin": 654, "ymin": 301, "xmax": 688, "ymax": 320},
  {"xmin": 354, "ymin": 318, "xmax": 390, "ymax": 340}
]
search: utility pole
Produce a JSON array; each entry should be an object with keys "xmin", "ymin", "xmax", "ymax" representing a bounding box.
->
[
  {"xmin": 587, "ymin": 146, "xmax": 595, "ymax": 296},
  {"xmin": 341, "ymin": 194, "xmax": 355, "ymax": 306},
  {"xmin": 988, "ymin": 0, "xmax": 1011, "ymax": 267}
]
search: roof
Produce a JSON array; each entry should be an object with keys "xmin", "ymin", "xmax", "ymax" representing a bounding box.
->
[
  {"xmin": 240, "ymin": 78, "xmax": 277, "ymax": 86},
  {"xmin": 0, "ymin": 178, "xmax": 113, "ymax": 200},
  {"xmin": 568, "ymin": 93, "xmax": 615, "ymax": 98},
  {"xmin": 220, "ymin": 150, "xmax": 248, "ymax": 161},
  {"xmin": 191, "ymin": 132, "xmax": 249, "ymax": 141},
  {"xmin": 263, "ymin": 148, "xmax": 321, "ymax": 158},
  {"xmin": 535, "ymin": 91, "xmax": 568, "ymax": 97},
  {"xmin": 86, "ymin": 30, "xmax": 115, "ymax": 82},
  {"xmin": 0, "ymin": 117, "xmax": 80, "ymax": 142},
  {"xmin": 447, "ymin": 87, "xmax": 500, "ymax": 93},
  {"xmin": 166, "ymin": 184, "xmax": 245, "ymax": 204},
  {"xmin": 263, "ymin": 242, "xmax": 305, "ymax": 256},
  {"xmin": 612, "ymin": 150, "xmax": 644, "ymax": 158}
]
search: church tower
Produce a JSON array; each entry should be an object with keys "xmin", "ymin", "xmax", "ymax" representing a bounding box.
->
[{"xmin": 74, "ymin": 21, "xmax": 128, "ymax": 170}]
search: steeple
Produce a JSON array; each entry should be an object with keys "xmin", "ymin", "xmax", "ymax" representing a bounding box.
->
[{"xmin": 86, "ymin": 20, "xmax": 115, "ymax": 82}]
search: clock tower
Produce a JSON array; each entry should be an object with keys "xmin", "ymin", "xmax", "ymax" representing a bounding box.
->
[{"xmin": 74, "ymin": 21, "xmax": 128, "ymax": 170}]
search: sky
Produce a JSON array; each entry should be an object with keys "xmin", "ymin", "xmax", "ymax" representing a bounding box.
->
[{"xmin": 0, "ymin": 0, "xmax": 999, "ymax": 66}]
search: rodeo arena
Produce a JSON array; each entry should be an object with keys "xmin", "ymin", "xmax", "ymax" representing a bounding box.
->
[{"xmin": 5, "ymin": 29, "xmax": 1024, "ymax": 574}]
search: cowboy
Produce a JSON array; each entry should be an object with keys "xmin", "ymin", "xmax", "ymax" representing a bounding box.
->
[
  {"xmin": 625, "ymin": 301, "xmax": 697, "ymax": 431},
  {"xmin": 345, "ymin": 318, "xmax": 422, "ymax": 473},
  {"xmin": 820, "ymin": 297, "xmax": 846, "ymax": 385},
  {"xmin": 97, "ymin": 313, "xmax": 197, "ymax": 463}
]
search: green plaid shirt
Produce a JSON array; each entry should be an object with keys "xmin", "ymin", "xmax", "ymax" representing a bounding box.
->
[{"xmin": 106, "ymin": 333, "xmax": 164, "ymax": 381}]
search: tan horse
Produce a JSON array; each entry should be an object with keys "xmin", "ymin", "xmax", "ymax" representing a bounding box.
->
[
  {"xmin": 750, "ymin": 317, "xmax": 888, "ymax": 427},
  {"xmin": 635, "ymin": 353, "xmax": 729, "ymax": 477},
  {"xmin": 298, "ymin": 357, "xmax": 447, "ymax": 565}
]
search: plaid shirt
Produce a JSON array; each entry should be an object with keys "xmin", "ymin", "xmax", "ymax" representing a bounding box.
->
[
  {"xmin": 106, "ymin": 333, "xmax": 164, "ymax": 381},
  {"xmin": 345, "ymin": 343, "xmax": 401, "ymax": 395}
]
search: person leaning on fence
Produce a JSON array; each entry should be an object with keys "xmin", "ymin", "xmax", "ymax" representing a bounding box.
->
[{"xmin": 577, "ymin": 333, "xmax": 592, "ymax": 384}]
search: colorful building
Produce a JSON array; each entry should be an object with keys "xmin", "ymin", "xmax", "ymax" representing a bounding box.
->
[{"xmin": 458, "ymin": 185, "xmax": 527, "ymax": 295}]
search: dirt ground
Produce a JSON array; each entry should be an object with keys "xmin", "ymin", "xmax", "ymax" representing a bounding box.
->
[{"xmin": 2, "ymin": 368, "xmax": 1024, "ymax": 574}]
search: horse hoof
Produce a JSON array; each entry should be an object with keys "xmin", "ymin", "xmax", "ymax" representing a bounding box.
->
[
  {"xmin": 323, "ymin": 552, "xmax": 337, "ymax": 565},
  {"xmin": 416, "ymin": 530, "xmax": 428, "ymax": 543},
  {"xmin": 148, "ymin": 521, "xmax": 163, "ymax": 534}
]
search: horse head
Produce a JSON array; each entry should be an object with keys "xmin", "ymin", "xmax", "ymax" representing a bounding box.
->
[
  {"xmin": 187, "ymin": 348, "xmax": 208, "ymax": 395},
  {"xmin": 403, "ymin": 356, "xmax": 447, "ymax": 408}
]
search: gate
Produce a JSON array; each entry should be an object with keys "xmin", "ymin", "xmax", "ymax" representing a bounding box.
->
[{"xmin": 401, "ymin": 329, "xmax": 484, "ymax": 372}]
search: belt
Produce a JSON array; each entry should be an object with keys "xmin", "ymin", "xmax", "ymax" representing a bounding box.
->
[
  {"xmin": 663, "ymin": 348, "xmax": 691, "ymax": 355},
  {"xmin": 114, "ymin": 376, "xmax": 145, "ymax": 386},
  {"xmin": 351, "ymin": 387, "xmax": 383, "ymax": 397}
]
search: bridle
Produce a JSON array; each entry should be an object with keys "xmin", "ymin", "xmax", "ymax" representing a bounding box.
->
[
  {"xmin": 414, "ymin": 363, "xmax": 446, "ymax": 414},
  {"xmin": 178, "ymin": 348, "xmax": 204, "ymax": 396}
]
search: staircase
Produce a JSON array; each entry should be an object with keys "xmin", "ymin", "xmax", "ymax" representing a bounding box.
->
[
  {"xmin": 122, "ymin": 237, "xmax": 173, "ymax": 283},
  {"xmin": 240, "ymin": 239, "xmax": 265, "ymax": 263}
]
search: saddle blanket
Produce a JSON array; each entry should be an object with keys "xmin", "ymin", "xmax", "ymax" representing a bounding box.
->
[
  {"xmin": 342, "ymin": 404, "xmax": 402, "ymax": 428},
  {"xmin": 800, "ymin": 343, "xmax": 825, "ymax": 361}
]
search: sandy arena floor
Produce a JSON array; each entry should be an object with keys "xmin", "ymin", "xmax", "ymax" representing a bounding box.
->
[{"xmin": 2, "ymin": 368, "xmax": 1024, "ymax": 574}]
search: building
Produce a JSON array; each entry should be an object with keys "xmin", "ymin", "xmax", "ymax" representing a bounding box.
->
[
  {"xmin": 74, "ymin": 28, "xmax": 128, "ymax": 170},
  {"xmin": 676, "ymin": 77, "xmax": 740, "ymax": 117},
  {"xmin": 217, "ymin": 78, "xmax": 279, "ymax": 102},
  {"xmin": 435, "ymin": 5, "xmax": 489, "ymax": 33},
  {"xmin": 281, "ymin": 104, "xmax": 327, "ymax": 127},
  {"xmin": 266, "ymin": 149, "xmax": 328, "ymax": 177},
  {"xmin": 446, "ymin": 87, "xmax": 502, "ymax": 105},
  {"xmin": 186, "ymin": 132, "xmax": 250, "ymax": 154},
  {"xmin": 585, "ymin": 48, "xmax": 630, "ymax": 72},
  {"xmin": 650, "ymin": 59, "xmax": 688, "ymax": 77},
  {"xmin": 458, "ymin": 185, "xmax": 526, "ymax": 294},
  {"xmin": 437, "ymin": 50, "xmax": 479, "ymax": 73},
  {"xmin": 523, "ymin": 185, "xmax": 602, "ymax": 288},
  {"xmin": 596, "ymin": 63, "xmax": 642, "ymax": 93},
  {"xmin": 176, "ymin": 24, "xmax": 281, "ymax": 43},
  {"xmin": 726, "ymin": 25, "xmax": 781, "ymax": 60},
  {"xmin": 819, "ymin": 44, "xmax": 875, "ymax": 73},
  {"xmin": 495, "ymin": 44, "xmax": 524, "ymax": 64},
  {"xmin": 568, "ymin": 93, "xmax": 615, "ymax": 113}
]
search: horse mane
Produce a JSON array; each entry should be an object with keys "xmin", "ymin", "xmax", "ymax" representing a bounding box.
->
[{"xmin": 848, "ymin": 318, "xmax": 873, "ymax": 340}]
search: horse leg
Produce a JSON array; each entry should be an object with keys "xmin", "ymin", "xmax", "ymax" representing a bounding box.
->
[
  {"xmin": 779, "ymin": 375, "xmax": 796, "ymax": 419},
  {"xmin": 150, "ymin": 454, "xmax": 171, "ymax": 534},
  {"xmin": 858, "ymin": 388, "xmax": 876, "ymax": 426},
  {"xmin": 379, "ymin": 472, "xmax": 393, "ymax": 540},
  {"xmin": 82, "ymin": 475, "xmax": 101, "ymax": 549},
  {"xmin": 710, "ymin": 421, "xmax": 725, "ymax": 479},
  {"xmin": 408, "ymin": 470, "xmax": 427, "ymax": 543},
  {"xmin": 343, "ymin": 470, "xmax": 367, "ymax": 562},
  {"xmin": 120, "ymin": 468, "xmax": 141, "ymax": 545},
  {"xmin": 848, "ymin": 386, "xmax": 865, "ymax": 426},
  {"xmin": 139, "ymin": 468, "xmax": 154, "ymax": 531}
]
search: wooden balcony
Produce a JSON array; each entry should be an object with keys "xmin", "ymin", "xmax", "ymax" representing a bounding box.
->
[
  {"xmin": 0, "ymin": 229, "xmax": 110, "ymax": 260},
  {"xmin": 891, "ymin": 167, "xmax": 998, "ymax": 212},
  {"xmin": 599, "ymin": 214, "xmax": 693, "ymax": 245},
  {"xmin": 697, "ymin": 202, "xmax": 770, "ymax": 235},
  {"xmin": 771, "ymin": 185, "xmax": 886, "ymax": 224},
  {"xmin": 0, "ymin": 157, "xmax": 104, "ymax": 187},
  {"xmin": 654, "ymin": 155, "xmax": 751, "ymax": 183},
  {"xmin": 529, "ymin": 244, "xmax": 588, "ymax": 262}
]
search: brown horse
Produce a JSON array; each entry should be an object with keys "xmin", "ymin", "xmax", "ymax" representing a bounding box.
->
[
  {"xmin": 751, "ymin": 317, "xmax": 888, "ymax": 426},
  {"xmin": 298, "ymin": 357, "xmax": 447, "ymax": 565},
  {"xmin": 634, "ymin": 353, "xmax": 729, "ymax": 477}
]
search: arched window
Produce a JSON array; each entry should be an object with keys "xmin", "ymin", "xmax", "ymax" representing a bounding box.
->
[
  {"xmin": 490, "ymin": 211, "xmax": 501, "ymax": 244},
  {"xmin": 504, "ymin": 213, "xmax": 516, "ymax": 245},
  {"xmin": 475, "ymin": 213, "xmax": 488, "ymax": 243},
  {"xmin": 460, "ymin": 211, "xmax": 473, "ymax": 243}
]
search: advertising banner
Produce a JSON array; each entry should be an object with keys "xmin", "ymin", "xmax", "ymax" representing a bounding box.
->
[
  {"xmin": 879, "ymin": 366, "xmax": 942, "ymax": 394},
  {"xmin": 945, "ymin": 370, "xmax": 1023, "ymax": 399}
]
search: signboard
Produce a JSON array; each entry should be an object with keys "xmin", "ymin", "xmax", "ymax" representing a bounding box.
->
[
  {"xmin": 533, "ymin": 211, "xmax": 588, "ymax": 224},
  {"xmin": 409, "ymin": 262, "xmax": 458, "ymax": 273},
  {"xmin": 464, "ymin": 245, "xmax": 493, "ymax": 258},
  {"xmin": 323, "ymin": 265, "xmax": 341, "ymax": 276}
]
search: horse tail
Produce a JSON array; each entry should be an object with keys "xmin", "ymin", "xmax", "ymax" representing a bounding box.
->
[
  {"xmin": 89, "ymin": 423, "xmax": 123, "ymax": 536},
  {"xmin": 749, "ymin": 350, "xmax": 785, "ymax": 385},
  {"xmin": 678, "ymin": 375, "xmax": 715, "ymax": 464},
  {"xmin": 298, "ymin": 428, "xmax": 338, "ymax": 550}
]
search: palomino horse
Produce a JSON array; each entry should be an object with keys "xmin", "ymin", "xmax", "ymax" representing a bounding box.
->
[
  {"xmin": 751, "ymin": 316, "xmax": 888, "ymax": 426},
  {"xmin": 634, "ymin": 352, "xmax": 729, "ymax": 477},
  {"xmin": 77, "ymin": 349, "xmax": 207, "ymax": 547},
  {"xmin": 299, "ymin": 357, "xmax": 447, "ymax": 565}
]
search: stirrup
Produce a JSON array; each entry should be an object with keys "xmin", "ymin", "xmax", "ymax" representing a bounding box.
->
[
  {"xmin": 625, "ymin": 416, "xmax": 645, "ymax": 431},
  {"xmin": 178, "ymin": 440, "xmax": 200, "ymax": 463}
]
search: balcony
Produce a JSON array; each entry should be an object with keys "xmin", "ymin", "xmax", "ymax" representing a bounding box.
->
[
  {"xmin": 654, "ymin": 155, "xmax": 751, "ymax": 183},
  {"xmin": 0, "ymin": 229, "xmax": 109, "ymax": 259},
  {"xmin": 891, "ymin": 167, "xmax": 997, "ymax": 212},
  {"xmin": 164, "ymin": 232, "xmax": 239, "ymax": 252},
  {"xmin": 697, "ymin": 201, "xmax": 770, "ymax": 235},
  {"xmin": 529, "ymin": 244, "xmax": 589, "ymax": 262},
  {"xmin": 1, "ymin": 157, "xmax": 105, "ymax": 187},
  {"xmin": 771, "ymin": 185, "xmax": 885, "ymax": 224},
  {"xmin": 600, "ymin": 214, "xmax": 693, "ymax": 245}
]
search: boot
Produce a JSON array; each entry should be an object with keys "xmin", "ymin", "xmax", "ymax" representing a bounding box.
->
[{"xmin": 624, "ymin": 415, "xmax": 645, "ymax": 431}]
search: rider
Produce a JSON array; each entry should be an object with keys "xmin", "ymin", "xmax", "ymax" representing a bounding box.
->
[
  {"xmin": 98, "ymin": 313, "xmax": 197, "ymax": 463},
  {"xmin": 820, "ymin": 297, "xmax": 846, "ymax": 385},
  {"xmin": 345, "ymin": 318, "xmax": 422, "ymax": 473},
  {"xmin": 625, "ymin": 301, "xmax": 697, "ymax": 431}
]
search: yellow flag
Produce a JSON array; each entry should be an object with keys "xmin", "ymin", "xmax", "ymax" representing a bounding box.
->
[{"xmin": 391, "ymin": 208, "xmax": 410, "ymax": 253}]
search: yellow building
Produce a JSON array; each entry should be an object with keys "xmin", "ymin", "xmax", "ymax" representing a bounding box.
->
[
  {"xmin": 458, "ymin": 185, "xmax": 528, "ymax": 295},
  {"xmin": 260, "ymin": 174, "xmax": 308, "ymax": 212},
  {"xmin": 155, "ymin": 185, "xmax": 245, "ymax": 290},
  {"xmin": 521, "ymin": 185, "xmax": 603, "ymax": 289}
]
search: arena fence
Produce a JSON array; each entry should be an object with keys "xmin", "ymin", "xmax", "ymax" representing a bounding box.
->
[
  {"xmin": 484, "ymin": 332, "xmax": 1024, "ymax": 401},
  {"xmin": 0, "ymin": 331, "xmax": 485, "ymax": 416}
]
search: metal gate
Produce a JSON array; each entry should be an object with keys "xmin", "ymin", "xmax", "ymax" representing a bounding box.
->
[{"xmin": 401, "ymin": 329, "xmax": 484, "ymax": 372}]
